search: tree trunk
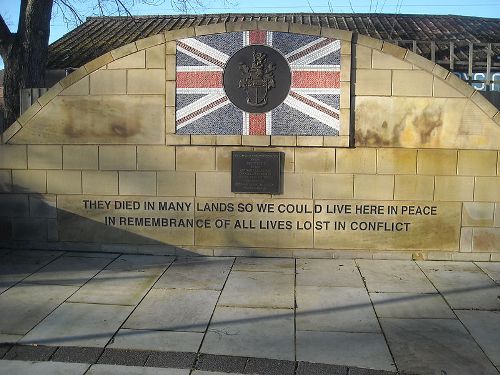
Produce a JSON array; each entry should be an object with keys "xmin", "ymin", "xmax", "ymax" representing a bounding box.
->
[{"xmin": 2, "ymin": 0, "xmax": 54, "ymax": 127}]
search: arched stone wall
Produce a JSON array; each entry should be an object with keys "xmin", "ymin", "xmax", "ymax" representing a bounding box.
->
[{"xmin": 0, "ymin": 21, "xmax": 498, "ymax": 260}]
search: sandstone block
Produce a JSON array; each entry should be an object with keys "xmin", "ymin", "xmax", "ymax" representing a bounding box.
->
[
  {"xmin": 166, "ymin": 134, "xmax": 190, "ymax": 145},
  {"xmin": 242, "ymin": 136, "xmax": 271, "ymax": 146},
  {"xmin": 472, "ymin": 227, "xmax": 500, "ymax": 252},
  {"xmin": 137, "ymin": 146, "xmax": 175, "ymax": 170},
  {"xmin": 295, "ymin": 148, "xmax": 335, "ymax": 173},
  {"xmin": 157, "ymin": 171, "xmax": 195, "ymax": 196},
  {"xmin": 164, "ymin": 28, "xmax": 195, "ymax": 41},
  {"xmin": 372, "ymin": 50, "xmax": 412, "ymax": 70},
  {"xmin": 90, "ymin": 70, "xmax": 127, "ymax": 95},
  {"xmin": 166, "ymin": 106, "xmax": 175, "ymax": 134},
  {"xmin": 434, "ymin": 176, "xmax": 474, "ymax": 201},
  {"xmin": 216, "ymin": 135, "xmax": 242, "ymax": 146},
  {"xmin": 166, "ymin": 81, "xmax": 176, "ymax": 107},
  {"xmin": 356, "ymin": 69, "xmax": 391, "ymax": 96},
  {"xmin": 47, "ymin": 170, "xmax": 82, "ymax": 194},
  {"xmin": 119, "ymin": 171, "xmax": 156, "ymax": 195},
  {"xmin": 460, "ymin": 227, "xmax": 473, "ymax": 252},
  {"xmin": 336, "ymin": 148, "xmax": 376, "ymax": 174},
  {"xmin": 17, "ymin": 101, "xmax": 42, "ymax": 126},
  {"xmin": 165, "ymin": 54, "xmax": 176, "ymax": 80},
  {"xmin": 433, "ymin": 78, "xmax": 462, "ymax": 98},
  {"xmin": 280, "ymin": 173, "xmax": 312, "ymax": 199},
  {"xmin": 176, "ymin": 146, "xmax": 215, "ymax": 171},
  {"xmin": 226, "ymin": 20, "xmax": 258, "ymax": 32},
  {"xmin": 0, "ymin": 170, "xmax": 12, "ymax": 192},
  {"xmin": 355, "ymin": 45, "xmax": 372, "ymax": 69},
  {"xmin": 296, "ymin": 136, "xmax": 323, "ymax": 147},
  {"xmin": 84, "ymin": 53, "xmax": 114, "ymax": 73},
  {"xmin": 99, "ymin": 146, "xmax": 136, "ymax": 170},
  {"xmin": 191, "ymin": 135, "xmax": 217, "ymax": 145},
  {"xmin": 257, "ymin": 21, "xmax": 289, "ymax": 32},
  {"xmin": 29, "ymin": 194, "xmax": 57, "ymax": 218},
  {"xmin": 392, "ymin": 70, "xmax": 433, "ymax": 97},
  {"xmin": 394, "ymin": 175, "xmax": 434, "ymax": 201},
  {"xmin": 382, "ymin": 42, "xmax": 407, "ymax": 59},
  {"xmin": 28, "ymin": 145, "xmax": 62, "ymax": 169},
  {"xmin": 313, "ymin": 174, "xmax": 354, "ymax": 199},
  {"xmin": 109, "ymin": 50, "xmax": 144, "ymax": 69},
  {"xmin": 196, "ymin": 172, "xmax": 233, "ymax": 197},
  {"xmin": 354, "ymin": 175, "xmax": 394, "ymax": 200},
  {"xmin": 417, "ymin": 149, "xmax": 457, "ymax": 175},
  {"xmin": 356, "ymin": 34, "xmax": 383, "ymax": 50},
  {"xmin": 12, "ymin": 170, "xmax": 46, "ymax": 193},
  {"xmin": 63, "ymin": 146, "xmax": 98, "ymax": 170},
  {"xmin": 462, "ymin": 202, "xmax": 495, "ymax": 227},
  {"xmin": 146, "ymin": 44, "xmax": 166, "ymax": 69},
  {"xmin": 377, "ymin": 148, "xmax": 416, "ymax": 174},
  {"xmin": 457, "ymin": 150, "xmax": 497, "ymax": 176},
  {"xmin": 216, "ymin": 147, "xmax": 253, "ymax": 171},
  {"xmin": 82, "ymin": 171, "xmax": 118, "ymax": 195},
  {"xmin": 0, "ymin": 194, "xmax": 29, "ymax": 217},
  {"xmin": 136, "ymin": 34, "xmax": 165, "ymax": 50},
  {"xmin": 290, "ymin": 23, "xmax": 320, "ymax": 36},
  {"xmin": 474, "ymin": 177, "xmax": 500, "ymax": 202},
  {"xmin": 60, "ymin": 77, "xmax": 90, "ymax": 96},
  {"xmin": 127, "ymin": 69, "xmax": 165, "ymax": 94},
  {"xmin": 0, "ymin": 145, "xmax": 27, "ymax": 169}
]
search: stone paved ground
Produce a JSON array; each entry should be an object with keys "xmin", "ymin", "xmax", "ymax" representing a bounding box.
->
[{"xmin": 0, "ymin": 249, "xmax": 499, "ymax": 375}]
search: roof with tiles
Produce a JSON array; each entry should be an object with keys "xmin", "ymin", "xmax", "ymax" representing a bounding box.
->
[{"xmin": 46, "ymin": 13, "xmax": 500, "ymax": 69}]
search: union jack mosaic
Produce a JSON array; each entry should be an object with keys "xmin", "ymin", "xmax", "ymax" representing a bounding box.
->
[{"xmin": 175, "ymin": 31, "xmax": 341, "ymax": 135}]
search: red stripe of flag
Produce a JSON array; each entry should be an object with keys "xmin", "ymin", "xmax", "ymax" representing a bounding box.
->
[
  {"xmin": 176, "ymin": 71, "xmax": 223, "ymax": 88},
  {"xmin": 249, "ymin": 113, "xmax": 266, "ymax": 135},
  {"xmin": 249, "ymin": 30, "xmax": 267, "ymax": 45},
  {"xmin": 291, "ymin": 71, "xmax": 340, "ymax": 88}
]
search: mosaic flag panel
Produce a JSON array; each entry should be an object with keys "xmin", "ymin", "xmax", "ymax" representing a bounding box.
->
[{"xmin": 175, "ymin": 31, "xmax": 341, "ymax": 136}]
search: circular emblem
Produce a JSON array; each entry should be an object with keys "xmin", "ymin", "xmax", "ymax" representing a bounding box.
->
[{"xmin": 223, "ymin": 45, "xmax": 291, "ymax": 113}]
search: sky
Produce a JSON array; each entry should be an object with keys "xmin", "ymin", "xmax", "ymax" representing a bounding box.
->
[{"xmin": 1, "ymin": 0, "xmax": 500, "ymax": 69}]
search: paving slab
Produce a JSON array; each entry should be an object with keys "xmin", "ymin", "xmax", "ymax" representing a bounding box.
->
[
  {"xmin": 0, "ymin": 251, "xmax": 62, "ymax": 293},
  {"xmin": 475, "ymin": 262, "xmax": 500, "ymax": 283},
  {"xmin": 418, "ymin": 261, "xmax": 500, "ymax": 310},
  {"xmin": 87, "ymin": 364, "xmax": 189, "ymax": 375},
  {"xmin": 0, "ymin": 360, "xmax": 89, "ymax": 375},
  {"xmin": 109, "ymin": 329, "xmax": 203, "ymax": 352},
  {"xmin": 370, "ymin": 292, "xmax": 455, "ymax": 318},
  {"xmin": 296, "ymin": 286, "xmax": 380, "ymax": 333},
  {"xmin": 192, "ymin": 372, "xmax": 241, "ymax": 375},
  {"xmin": 155, "ymin": 257, "xmax": 233, "ymax": 290},
  {"xmin": 233, "ymin": 257, "xmax": 295, "ymax": 274},
  {"xmin": 19, "ymin": 302, "xmax": 134, "ymax": 347},
  {"xmin": 380, "ymin": 317, "xmax": 499, "ymax": 375},
  {"xmin": 22, "ymin": 255, "xmax": 111, "ymax": 286},
  {"xmin": 124, "ymin": 288, "xmax": 219, "ymax": 332},
  {"xmin": 63, "ymin": 252, "xmax": 120, "ymax": 258},
  {"xmin": 357, "ymin": 260, "xmax": 435, "ymax": 293},
  {"xmin": 455, "ymin": 310, "xmax": 500, "ymax": 366},
  {"xmin": 202, "ymin": 306, "xmax": 294, "ymax": 360},
  {"xmin": 296, "ymin": 331, "xmax": 395, "ymax": 372},
  {"xmin": 68, "ymin": 255, "xmax": 174, "ymax": 305},
  {"xmin": 296, "ymin": 259, "xmax": 364, "ymax": 287},
  {"xmin": 0, "ymin": 283, "xmax": 78, "ymax": 334},
  {"xmin": 218, "ymin": 271, "xmax": 294, "ymax": 308}
]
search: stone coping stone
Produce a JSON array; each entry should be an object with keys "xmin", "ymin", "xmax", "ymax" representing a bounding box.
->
[{"xmin": 0, "ymin": 344, "xmax": 403, "ymax": 374}]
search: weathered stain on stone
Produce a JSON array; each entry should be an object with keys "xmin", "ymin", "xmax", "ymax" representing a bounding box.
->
[
  {"xmin": 11, "ymin": 95, "xmax": 164, "ymax": 144},
  {"xmin": 355, "ymin": 97, "xmax": 499, "ymax": 149}
]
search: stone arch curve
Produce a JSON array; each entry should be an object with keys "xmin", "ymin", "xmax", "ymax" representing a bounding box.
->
[{"xmin": 1, "ymin": 20, "xmax": 499, "ymax": 150}]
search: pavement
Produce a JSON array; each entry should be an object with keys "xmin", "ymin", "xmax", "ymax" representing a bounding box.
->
[{"xmin": 0, "ymin": 249, "xmax": 499, "ymax": 375}]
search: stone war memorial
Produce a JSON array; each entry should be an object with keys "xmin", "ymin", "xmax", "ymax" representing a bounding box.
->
[{"xmin": 0, "ymin": 14, "xmax": 499, "ymax": 260}]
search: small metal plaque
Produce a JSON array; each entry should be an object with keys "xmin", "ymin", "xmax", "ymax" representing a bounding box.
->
[{"xmin": 231, "ymin": 151, "xmax": 284, "ymax": 194}]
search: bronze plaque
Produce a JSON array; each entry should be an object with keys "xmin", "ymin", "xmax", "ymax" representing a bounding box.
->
[
  {"xmin": 223, "ymin": 45, "xmax": 291, "ymax": 113},
  {"xmin": 231, "ymin": 151, "xmax": 284, "ymax": 194}
]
